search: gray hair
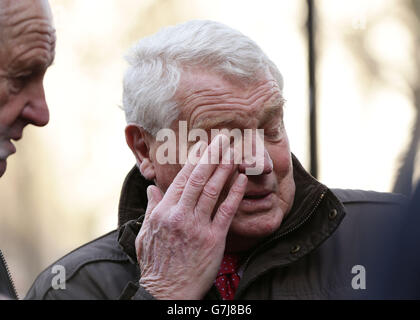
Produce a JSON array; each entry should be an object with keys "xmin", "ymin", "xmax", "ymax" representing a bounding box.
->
[{"xmin": 123, "ymin": 20, "xmax": 284, "ymax": 136}]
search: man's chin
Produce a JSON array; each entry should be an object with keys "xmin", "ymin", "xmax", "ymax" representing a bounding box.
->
[
  {"xmin": 226, "ymin": 212, "xmax": 284, "ymax": 252},
  {"xmin": 0, "ymin": 159, "xmax": 7, "ymax": 177}
]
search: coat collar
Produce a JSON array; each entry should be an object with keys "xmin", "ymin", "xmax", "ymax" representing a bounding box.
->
[{"xmin": 117, "ymin": 165, "xmax": 152, "ymax": 229}]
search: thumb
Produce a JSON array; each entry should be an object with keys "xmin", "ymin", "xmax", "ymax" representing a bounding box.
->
[{"xmin": 145, "ymin": 185, "xmax": 163, "ymax": 219}]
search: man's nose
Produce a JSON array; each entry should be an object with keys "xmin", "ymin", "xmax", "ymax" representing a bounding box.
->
[
  {"xmin": 238, "ymin": 148, "xmax": 273, "ymax": 175},
  {"xmin": 20, "ymin": 80, "xmax": 50, "ymax": 127}
]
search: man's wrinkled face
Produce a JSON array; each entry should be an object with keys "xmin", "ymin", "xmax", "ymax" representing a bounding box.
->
[
  {"xmin": 148, "ymin": 69, "xmax": 296, "ymax": 251},
  {"xmin": 0, "ymin": 0, "xmax": 56, "ymax": 177}
]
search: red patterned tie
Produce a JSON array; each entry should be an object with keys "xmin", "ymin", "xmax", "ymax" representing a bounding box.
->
[{"xmin": 214, "ymin": 254, "xmax": 241, "ymax": 300}]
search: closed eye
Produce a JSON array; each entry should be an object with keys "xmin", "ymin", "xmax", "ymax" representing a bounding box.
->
[
  {"xmin": 263, "ymin": 119, "xmax": 284, "ymax": 140},
  {"xmin": 9, "ymin": 70, "xmax": 39, "ymax": 94}
]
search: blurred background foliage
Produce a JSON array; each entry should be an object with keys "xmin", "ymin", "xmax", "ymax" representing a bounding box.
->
[{"xmin": 0, "ymin": 0, "xmax": 418, "ymax": 297}]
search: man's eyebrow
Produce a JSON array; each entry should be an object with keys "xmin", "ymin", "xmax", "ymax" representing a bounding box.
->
[
  {"xmin": 21, "ymin": 58, "xmax": 54, "ymax": 75},
  {"xmin": 259, "ymin": 104, "xmax": 284, "ymax": 126},
  {"xmin": 11, "ymin": 44, "xmax": 56, "ymax": 75},
  {"xmin": 192, "ymin": 117, "xmax": 238, "ymax": 130},
  {"xmin": 192, "ymin": 104, "xmax": 284, "ymax": 130}
]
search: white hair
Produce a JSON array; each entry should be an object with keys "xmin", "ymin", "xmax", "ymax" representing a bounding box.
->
[{"xmin": 123, "ymin": 20, "xmax": 284, "ymax": 136}]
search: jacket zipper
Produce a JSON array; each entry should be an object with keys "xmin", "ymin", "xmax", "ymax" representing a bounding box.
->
[
  {"xmin": 0, "ymin": 250, "xmax": 19, "ymax": 299},
  {"xmin": 240, "ymin": 189, "xmax": 327, "ymax": 280}
]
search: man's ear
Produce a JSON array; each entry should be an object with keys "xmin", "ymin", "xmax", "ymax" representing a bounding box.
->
[{"xmin": 125, "ymin": 124, "xmax": 156, "ymax": 180}]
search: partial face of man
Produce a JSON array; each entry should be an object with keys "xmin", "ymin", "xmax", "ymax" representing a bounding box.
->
[
  {"xmin": 147, "ymin": 69, "xmax": 296, "ymax": 251},
  {"xmin": 0, "ymin": 0, "xmax": 56, "ymax": 177}
]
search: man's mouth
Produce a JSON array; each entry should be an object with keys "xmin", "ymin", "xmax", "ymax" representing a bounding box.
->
[
  {"xmin": 240, "ymin": 190, "xmax": 274, "ymax": 212},
  {"xmin": 243, "ymin": 190, "xmax": 272, "ymax": 199},
  {"xmin": 9, "ymin": 132, "xmax": 22, "ymax": 141},
  {"xmin": 10, "ymin": 136, "xmax": 21, "ymax": 142},
  {"xmin": 0, "ymin": 139, "xmax": 16, "ymax": 160}
]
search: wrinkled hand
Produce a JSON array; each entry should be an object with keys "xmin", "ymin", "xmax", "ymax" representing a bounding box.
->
[{"xmin": 135, "ymin": 135, "xmax": 247, "ymax": 300}]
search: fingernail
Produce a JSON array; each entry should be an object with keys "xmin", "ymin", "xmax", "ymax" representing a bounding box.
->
[
  {"xmin": 147, "ymin": 186, "xmax": 153, "ymax": 201},
  {"xmin": 238, "ymin": 174, "xmax": 247, "ymax": 185}
]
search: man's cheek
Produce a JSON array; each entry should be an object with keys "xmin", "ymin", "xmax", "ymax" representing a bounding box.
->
[
  {"xmin": 155, "ymin": 164, "xmax": 181, "ymax": 192},
  {"xmin": 271, "ymin": 150, "xmax": 292, "ymax": 178}
]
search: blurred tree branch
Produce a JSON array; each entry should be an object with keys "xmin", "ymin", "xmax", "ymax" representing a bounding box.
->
[{"xmin": 345, "ymin": 1, "xmax": 420, "ymax": 195}]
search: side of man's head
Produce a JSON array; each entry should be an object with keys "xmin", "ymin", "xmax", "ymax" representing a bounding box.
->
[
  {"xmin": 0, "ymin": 0, "xmax": 56, "ymax": 177},
  {"xmin": 123, "ymin": 20, "xmax": 295, "ymax": 251}
]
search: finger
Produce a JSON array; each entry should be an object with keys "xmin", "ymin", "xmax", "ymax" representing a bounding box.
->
[
  {"xmin": 179, "ymin": 134, "xmax": 230, "ymax": 209},
  {"xmin": 162, "ymin": 141, "xmax": 207, "ymax": 205},
  {"xmin": 144, "ymin": 185, "xmax": 164, "ymax": 220},
  {"xmin": 212, "ymin": 173, "xmax": 248, "ymax": 234},
  {"xmin": 195, "ymin": 147, "xmax": 237, "ymax": 221}
]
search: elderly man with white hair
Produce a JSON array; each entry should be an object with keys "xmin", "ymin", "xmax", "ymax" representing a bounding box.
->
[
  {"xmin": 0, "ymin": 0, "xmax": 55, "ymax": 300},
  {"xmin": 27, "ymin": 20, "xmax": 405, "ymax": 300}
]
